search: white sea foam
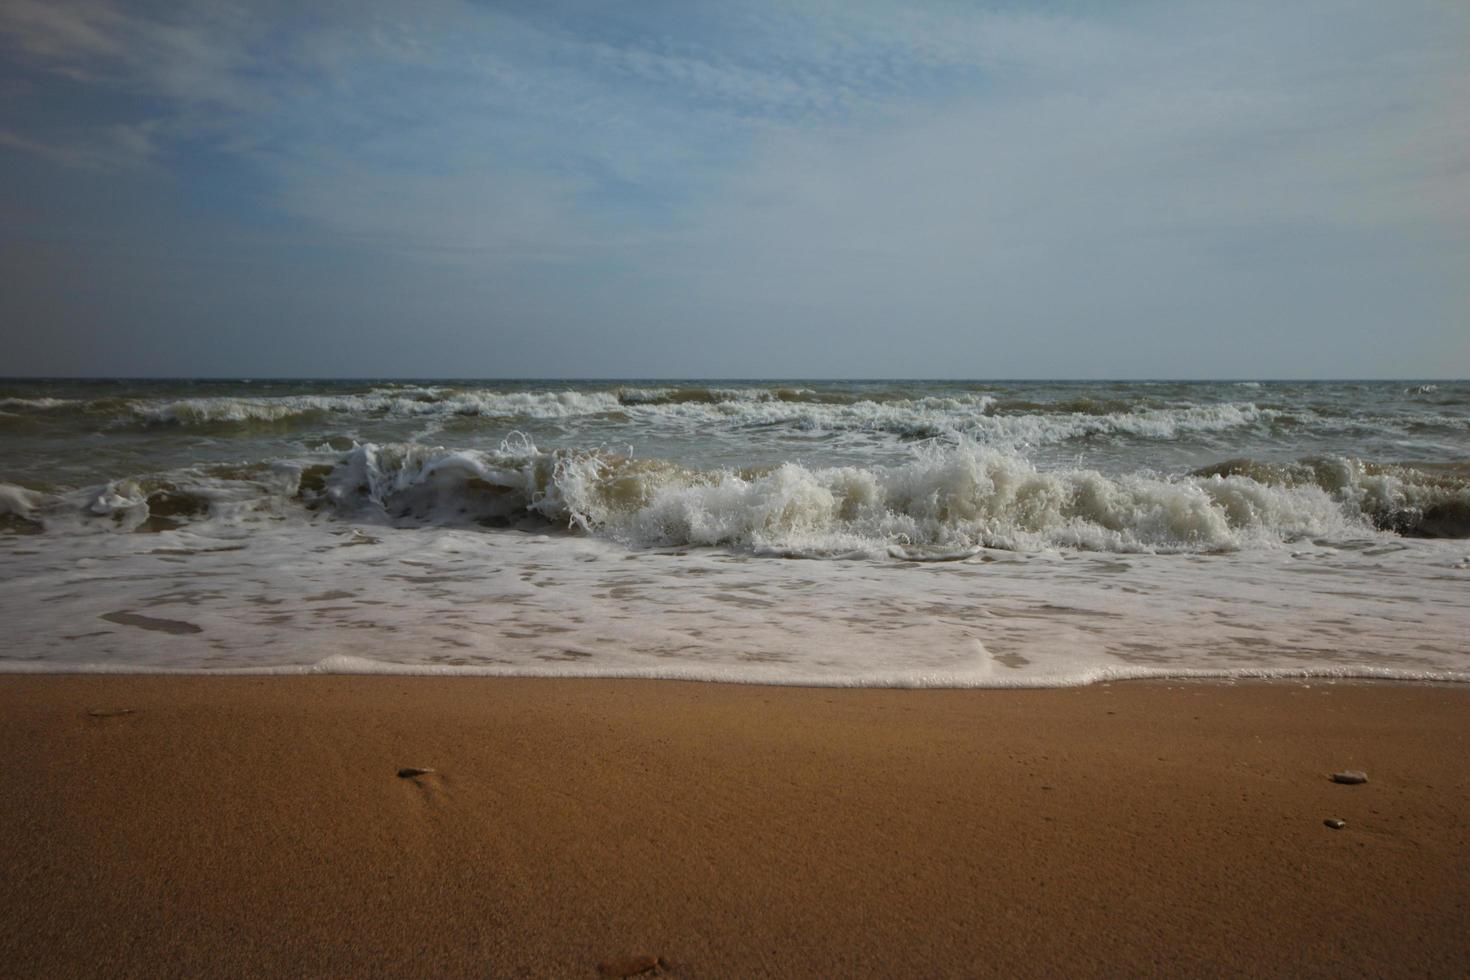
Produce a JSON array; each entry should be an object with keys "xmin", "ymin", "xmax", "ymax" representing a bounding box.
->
[{"xmin": 3, "ymin": 517, "xmax": 1465, "ymax": 685}]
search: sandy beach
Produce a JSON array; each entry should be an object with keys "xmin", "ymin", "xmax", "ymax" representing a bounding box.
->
[{"xmin": 0, "ymin": 676, "xmax": 1465, "ymax": 978}]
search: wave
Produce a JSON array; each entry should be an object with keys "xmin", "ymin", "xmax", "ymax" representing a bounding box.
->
[
  {"xmin": 603, "ymin": 393, "xmax": 1266, "ymax": 449},
  {"xmin": 0, "ymin": 388, "xmax": 628, "ymax": 428},
  {"xmin": 133, "ymin": 389, "xmax": 626, "ymax": 425},
  {"xmin": 0, "ymin": 385, "xmax": 1296, "ymax": 450},
  {"xmin": 0, "ymin": 483, "xmax": 45, "ymax": 533},
  {"xmin": 8, "ymin": 382, "xmax": 1466, "ymax": 463},
  {"xmin": 614, "ymin": 385, "xmax": 837, "ymax": 405},
  {"xmin": 17, "ymin": 439, "xmax": 1467, "ymax": 551},
  {"xmin": 0, "ymin": 397, "xmax": 76, "ymax": 411},
  {"xmin": 1191, "ymin": 457, "xmax": 1470, "ymax": 538}
]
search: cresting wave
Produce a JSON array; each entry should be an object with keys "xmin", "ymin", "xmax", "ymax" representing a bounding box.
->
[
  {"xmin": 10, "ymin": 438, "xmax": 1469, "ymax": 552},
  {"xmin": 1191, "ymin": 457, "xmax": 1470, "ymax": 538}
]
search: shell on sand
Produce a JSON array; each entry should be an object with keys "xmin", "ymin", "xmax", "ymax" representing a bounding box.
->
[
  {"xmin": 1330, "ymin": 771, "xmax": 1368, "ymax": 784},
  {"xmin": 396, "ymin": 767, "xmax": 435, "ymax": 778}
]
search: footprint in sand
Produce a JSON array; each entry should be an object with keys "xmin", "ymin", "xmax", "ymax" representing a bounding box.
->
[{"xmin": 397, "ymin": 767, "xmax": 451, "ymax": 806}]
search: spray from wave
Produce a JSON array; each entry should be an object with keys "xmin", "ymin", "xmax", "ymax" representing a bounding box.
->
[{"xmin": 311, "ymin": 438, "xmax": 1376, "ymax": 554}]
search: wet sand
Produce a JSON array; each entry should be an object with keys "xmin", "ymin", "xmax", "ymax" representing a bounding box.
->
[{"xmin": 0, "ymin": 676, "xmax": 1465, "ymax": 978}]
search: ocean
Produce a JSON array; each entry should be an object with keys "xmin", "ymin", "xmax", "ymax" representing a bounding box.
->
[{"xmin": 2, "ymin": 378, "xmax": 1467, "ymax": 685}]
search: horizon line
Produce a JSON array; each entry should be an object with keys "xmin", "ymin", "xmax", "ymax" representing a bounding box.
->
[{"xmin": 2, "ymin": 375, "xmax": 1466, "ymax": 384}]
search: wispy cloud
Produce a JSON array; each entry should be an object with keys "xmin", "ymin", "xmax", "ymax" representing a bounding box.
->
[
  {"xmin": 2, "ymin": 0, "xmax": 1467, "ymax": 375},
  {"xmin": 0, "ymin": 0, "xmax": 123, "ymax": 62}
]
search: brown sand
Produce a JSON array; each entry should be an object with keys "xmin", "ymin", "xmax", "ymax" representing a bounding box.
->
[{"xmin": 0, "ymin": 676, "xmax": 1465, "ymax": 978}]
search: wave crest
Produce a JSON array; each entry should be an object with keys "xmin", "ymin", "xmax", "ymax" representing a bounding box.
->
[{"xmin": 315, "ymin": 440, "xmax": 1429, "ymax": 554}]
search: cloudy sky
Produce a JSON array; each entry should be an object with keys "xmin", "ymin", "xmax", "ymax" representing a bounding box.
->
[{"xmin": 1, "ymin": 0, "xmax": 1467, "ymax": 378}]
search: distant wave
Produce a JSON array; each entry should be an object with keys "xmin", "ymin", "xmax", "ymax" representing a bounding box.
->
[
  {"xmin": 134, "ymin": 389, "xmax": 626, "ymax": 424},
  {"xmin": 0, "ymin": 397, "xmax": 76, "ymax": 411},
  {"xmin": 0, "ymin": 384, "xmax": 1310, "ymax": 451}
]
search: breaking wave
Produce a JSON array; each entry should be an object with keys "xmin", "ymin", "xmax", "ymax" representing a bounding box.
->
[
  {"xmin": 0, "ymin": 483, "xmax": 45, "ymax": 533},
  {"xmin": 1191, "ymin": 457, "xmax": 1470, "ymax": 538},
  {"xmin": 18, "ymin": 438, "xmax": 1469, "ymax": 552}
]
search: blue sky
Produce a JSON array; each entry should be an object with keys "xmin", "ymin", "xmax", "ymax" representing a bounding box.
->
[{"xmin": 1, "ymin": 0, "xmax": 1467, "ymax": 378}]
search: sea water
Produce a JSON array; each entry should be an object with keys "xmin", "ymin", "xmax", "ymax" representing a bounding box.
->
[{"xmin": 2, "ymin": 379, "xmax": 1466, "ymax": 685}]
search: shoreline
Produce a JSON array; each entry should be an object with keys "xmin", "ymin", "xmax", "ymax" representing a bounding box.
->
[
  {"xmin": 2, "ymin": 674, "xmax": 1466, "ymax": 977},
  {"xmin": 4, "ymin": 663, "xmax": 1468, "ymax": 687}
]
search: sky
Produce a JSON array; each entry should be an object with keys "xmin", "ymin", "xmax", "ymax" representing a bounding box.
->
[{"xmin": 1, "ymin": 0, "xmax": 1467, "ymax": 379}]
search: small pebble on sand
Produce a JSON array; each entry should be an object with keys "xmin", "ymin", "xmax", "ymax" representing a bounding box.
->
[{"xmin": 1330, "ymin": 771, "xmax": 1368, "ymax": 784}]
